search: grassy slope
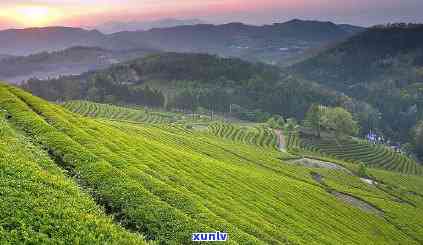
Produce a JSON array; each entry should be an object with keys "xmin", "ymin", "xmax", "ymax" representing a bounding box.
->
[
  {"xmin": 0, "ymin": 102, "xmax": 146, "ymax": 243},
  {"xmin": 1, "ymin": 83, "xmax": 423, "ymax": 244}
]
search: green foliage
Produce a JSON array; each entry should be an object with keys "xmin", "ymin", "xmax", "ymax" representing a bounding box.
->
[
  {"xmin": 208, "ymin": 122, "xmax": 278, "ymax": 149},
  {"xmin": 294, "ymin": 25, "xmax": 423, "ymax": 150},
  {"xmin": 267, "ymin": 115, "xmax": 285, "ymax": 129},
  {"xmin": 287, "ymin": 133, "xmax": 422, "ymax": 176},
  {"xmin": 1, "ymin": 83, "xmax": 423, "ymax": 244},
  {"xmin": 23, "ymin": 53, "xmax": 349, "ymax": 124},
  {"xmin": 64, "ymin": 100, "xmax": 174, "ymax": 124},
  {"xmin": 305, "ymin": 104, "xmax": 323, "ymax": 137},
  {"xmin": 24, "ymin": 76, "xmax": 165, "ymax": 107},
  {"xmin": 319, "ymin": 107, "xmax": 358, "ymax": 137},
  {"xmin": 284, "ymin": 118, "xmax": 300, "ymax": 133},
  {"xmin": 357, "ymin": 163, "xmax": 369, "ymax": 178},
  {"xmin": 0, "ymin": 104, "xmax": 146, "ymax": 244}
]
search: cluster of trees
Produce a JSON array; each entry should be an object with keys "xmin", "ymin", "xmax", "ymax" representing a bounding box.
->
[
  {"xmin": 24, "ymin": 75, "xmax": 165, "ymax": 108},
  {"xmin": 267, "ymin": 116, "xmax": 300, "ymax": 133},
  {"xmin": 267, "ymin": 116, "xmax": 286, "ymax": 129},
  {"xmin": 129, "ymin": 53, "xmax": 281, "ymax": 85},
  {"xmin": 305, "ymin": 104, "xmax": 359, "ymax": 138},
  {"xmin": 163, "ymin": 72, "xmax": 345, "ymax": 122},
  {"xmin": 293, "ymin": 25, "xmax": 423, "ymax": 159}
]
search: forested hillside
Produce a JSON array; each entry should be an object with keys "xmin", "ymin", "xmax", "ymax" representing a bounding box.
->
[
  {"xmin": 293, "ymin": 24, "xmax": 423, "ymax": 155},
  {"xmin": 24, "ymin": 53, "xmax": 372, "ymax": 124},
  {"xmin": 1, "ymin": 83, "xmax": 423, "ymax": 244}
]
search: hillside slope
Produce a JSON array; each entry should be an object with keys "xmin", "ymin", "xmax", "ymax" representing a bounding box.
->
[
  {"xmin": 23, "ymin": 52, "xmax": 349, "ymax": 121},
  {"xmin": 292, "ymin": 24, "xmax": 423, "ymax": 142},
  {"xmin": 1, "ymin": 83, "xmax": 423, "ymax": 244},
  {"xmin": 293, "ymin": 24, "xmax": 423, "ymax": 89},
  {"xmin": 0, "ymin": 89, "xmax": 146, "ymax": 244}
]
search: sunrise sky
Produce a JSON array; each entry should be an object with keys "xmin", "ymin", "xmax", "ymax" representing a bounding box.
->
[{"xmin": 0, "ymin": 0, "xmax": 422, "ymax": 29}]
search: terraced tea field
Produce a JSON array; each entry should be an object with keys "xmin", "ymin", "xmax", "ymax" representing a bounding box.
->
[
  {"xmin": 208, "ymin": 122, "xmax": 278, "ymax": 149},
  {"xmin": 1, "ymin": 83, "xmax": 423, "ymax": 244},
  {"xmin": 64, "ymin": 100, "xmax": 174, "ymax": 124},
  {"xmin": 65, "ymin": 101, "xmax": 278, "ymax": 149},
  {"xmin": 287, "ymin": 133, "xmax": 423, "ymax": 175}
]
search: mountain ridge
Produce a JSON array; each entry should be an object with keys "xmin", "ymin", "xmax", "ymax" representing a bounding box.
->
[
  {"xmin": 0, "ymin": 46, "xmax": 157, "ymax": 84},
  {"xmin": 95, "ymin": 18, "xmax": 206, "ymax": 33},
  {"xmin": 0, "ymin": 19, "xmax": 363, "ymax": 65}
]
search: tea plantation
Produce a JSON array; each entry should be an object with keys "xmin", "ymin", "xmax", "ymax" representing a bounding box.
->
[
  {"xmin": 1, "ymin": 83, "xmax": 423, "ymax": 244},
  {"xmin": 287, "ymin": 133, "xmax": 423, "ymax": 175},
  {"xmin": 208, "ymin": 122, "xmax": 278, "ymax": 149},
  {"xmin": 64, "ymin": 100, "xmax": 173, "ymax": 124}
]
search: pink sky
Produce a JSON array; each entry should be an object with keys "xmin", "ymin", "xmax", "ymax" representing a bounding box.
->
[{"xmin": 0, "ymin": 0, "xmax": 422, "ymax": 29}]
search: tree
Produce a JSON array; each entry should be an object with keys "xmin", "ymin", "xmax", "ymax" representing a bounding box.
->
[
  {"xmin": 267, "ymin": 116, "xmax": 284, "ymax": 129},
  {"xmin": 267, "ymin": 117, "xmax": 278, "ymax": 129},
  {"xmin": 284, "ymin": 118, "xmax": 299, "ymax": 133},
  {"xmin": 322, "ymin": 107, "xmax": 359, "ymax": 138},
  {"xmin": 412, "ymin": 121, "xmax": 423, "ymax": 159},
  {"xmin": 305, "ymin": 104, "xmax": 323, "ymax": 137},
  {"xmin": 357, "ymin": 163, "xmax": 369, "ymax": 178}
]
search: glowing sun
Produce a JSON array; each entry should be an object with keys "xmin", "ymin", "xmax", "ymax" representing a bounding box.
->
[{"xmin": 2, "ymin": 6, "xmax": 63, "ymax": 27}]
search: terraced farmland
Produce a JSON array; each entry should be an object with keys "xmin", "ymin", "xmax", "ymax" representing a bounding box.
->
[
  {"xmin": 287, "ymin": 133, "xmax": 423, "ymax": 175},
  {"xmin": 0, "ymin": 98, "xmax": 146, "ymax": 244},
  {"xmin": 208, "ymin": 122, "xmax": 278, "ymax": 149},
  {"xmin": 64, "ymin": 100, "xmax": 173, "ymax": 124},
  {"xmin": 1, "ymin": 83, "xmax": 423, "ymax": 244}
]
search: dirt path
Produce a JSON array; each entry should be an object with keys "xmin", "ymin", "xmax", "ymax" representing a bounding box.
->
[
  {"xmin": 291, "ymin": 158, "xmax": 352, "ymax": 174},
  {"xmin": 274, "ymin": 128, "xmax": 352, "ymax": 173},
  {"xmin": 310, "ymin": 172, "xmax": 384, "ymax": 217},
  {"xmin": 274, "ymin": 129, "xmax": 286, "ymax": 151}
]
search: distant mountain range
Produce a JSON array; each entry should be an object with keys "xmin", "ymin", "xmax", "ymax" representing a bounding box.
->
[
  {"xmin": 95, "ymin": 18, "xmax": 206, "ymax": 34},
  {"xmin": 109, "ymin": 19, "xmax": 363, "ymax": 65},
  {"xmin": 0, "ymin": 19, "xmax": 364, "ymax": 65},
  {"xmin": 0, "ymin": 46, "xmax": 155, "ymax": 83},
  {"xmin": 0, "ymin": 27, "xmax": 108, "ymax": 56}
]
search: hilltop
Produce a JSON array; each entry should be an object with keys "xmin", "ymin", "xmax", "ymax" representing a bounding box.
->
[
  {"xmin": 1, "ymin": 83, "xmax": 423, "ymax": 244},
  {"xmin": 95, "ymin": 18, "xmax": 206, "ymax": 33},
  {"xmin": 292, "ymin": 23, "xmax": 423, "ymax": 152},
  {"xmin": 293, "ymin": 23, "xmax": 423, "ymax": 89}
]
